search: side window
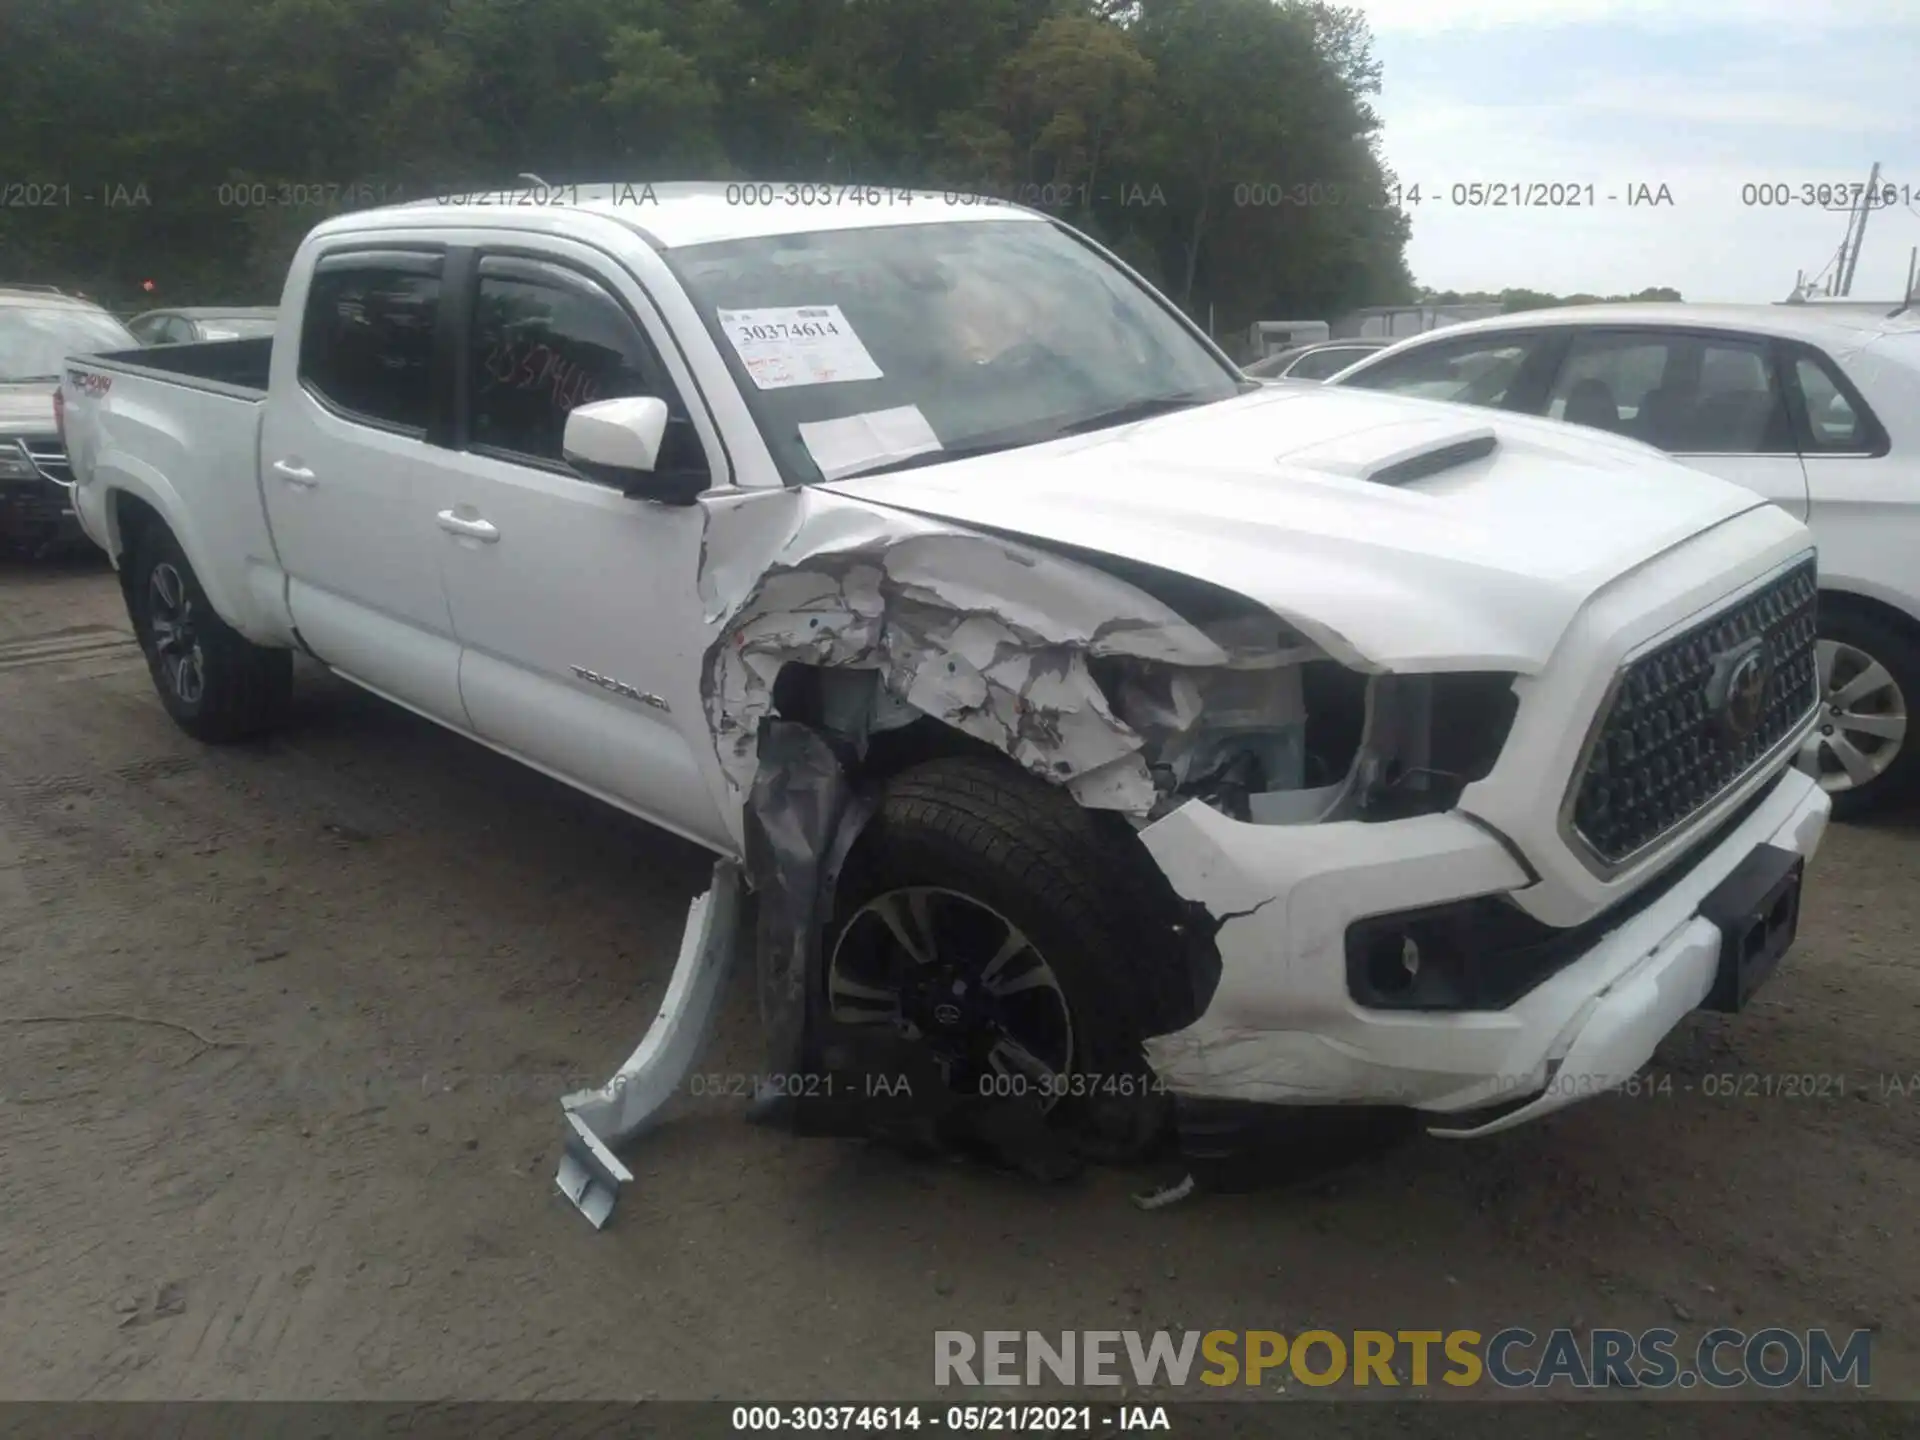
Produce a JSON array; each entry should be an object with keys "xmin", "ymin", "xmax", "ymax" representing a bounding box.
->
[
  {"xmin": 1548, "ymin": 330, "xmax": 1789, "ymax": 454},
  {"xmin": 466, "ymin": 264, "xmax": 692, "ymax": 476},
  {"xmin": 1792, "ymin": 352, "xmax": 1876, "ymax": 453},
  {"xmin": 1339, "ymin": 336, "xmax": 1537, "ymax": 408},
  {"xmin": 129, "ymin": 315, "xmax": 165, "ymax": 344},
  {"xmin": 162, "ymin": 316, "xmax": 198, "ymax": 344},
  {"xmin": 1545, "ymin": 337, "xmax": 1666, "ymax": 431},
  {"xmin": 1287, "ymin": 347, "xmax": 1372, "ymax": 381},
  {"xmin": 298, "ymin": 255, "xmax": 442, "ymax": 432}
]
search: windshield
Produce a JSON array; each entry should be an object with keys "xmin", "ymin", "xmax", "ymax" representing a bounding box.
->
[
  {"xmin": 202, "ymin": 316, "xmax": 277, "ymax": 339},
  {"xmin": 0, "ymin": 306, "xmax": 138, "ymax": 382},
  {"xmin": 669, "ymin": 219, "xmax": 1245, "ymax": 483}
]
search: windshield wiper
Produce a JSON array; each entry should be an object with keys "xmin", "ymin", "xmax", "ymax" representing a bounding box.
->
[
  {"xmin": 1, "ymin": 374, "xmax": 61, "ymax": 385},
  {"xmin": 1051, "ymin": 392, "xmax": 1213, "ymax": 436}
]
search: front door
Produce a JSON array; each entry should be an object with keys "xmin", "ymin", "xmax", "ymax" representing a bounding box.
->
[{"xmin": 430, "ymin": 244, "xmax": 734, "ymax": 852}]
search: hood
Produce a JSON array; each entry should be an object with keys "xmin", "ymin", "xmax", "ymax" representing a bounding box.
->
[
  {"xmin": 820, "ymin": 385, "xmax": 1768, "ymax": 673},
  {"xmin": 0, "ymin": 383, "xmax": 56, "ymax": 435}
]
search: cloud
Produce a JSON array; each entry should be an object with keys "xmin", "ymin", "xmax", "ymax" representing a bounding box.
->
[
  {"xmin": 1354, "ymin": 0, "xmax": 1919, "ymax": 35},
  {"xmin": 1347, "ymin": 2, "xmax": 1920, "ymax": 299}
]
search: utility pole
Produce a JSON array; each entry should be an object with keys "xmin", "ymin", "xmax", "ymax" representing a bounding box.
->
[{"xmin": 1836, "ymin": 161, "xmax": 1882, "ymax": 297}]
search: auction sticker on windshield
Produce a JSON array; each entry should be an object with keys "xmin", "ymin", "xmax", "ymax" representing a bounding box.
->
[{"xmin": 717, "ymin": 305, "xmax": 883, "ymax": 389}]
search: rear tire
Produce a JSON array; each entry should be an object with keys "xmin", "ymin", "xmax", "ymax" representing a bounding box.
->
[
  {"xmin": 127, "ymin": 525, "xmax": 292, "ymax": 743},
  {"xmin": 1804, "ymin": 607, "xmax": 1918, "ymax": 821},
  {"xmin": 826, "ymin": 756, "xmax": 1186, "ymax": 1162}
]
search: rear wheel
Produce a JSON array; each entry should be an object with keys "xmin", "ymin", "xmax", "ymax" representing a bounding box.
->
[
  {"xmin": 128, "ymin": 526, "xmax": 292, "ymax": 742},
  {"xmin": 825, "ymin": 756, "xmax": 1182, "ymax": 1161},
  {"xmin": 1801, "ymin": 608, "xmax": 1917, "ymax": 820}
]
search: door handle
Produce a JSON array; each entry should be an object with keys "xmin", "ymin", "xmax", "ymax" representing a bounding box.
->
[
  {"xmin": 272, "ymin": 460, "xmax": 317, "ymax": 488},
  {"xmin": 436, "ymin": 509, "xmax": 500, "ymax": 543}
]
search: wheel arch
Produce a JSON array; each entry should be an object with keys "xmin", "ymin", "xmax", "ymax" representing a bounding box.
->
[{"xmin": 1819, "ymin": 583, "xmax": 1920, "ymax": 644}]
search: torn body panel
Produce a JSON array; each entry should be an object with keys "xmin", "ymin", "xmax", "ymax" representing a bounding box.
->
[
  {"xmin": 556, "ymin": 858, "xmax": 747, "ymax": 1227},
  {"xmin": 1135, "ymin": 764, "xmax": 1831, "ymax": 1127},
  {"xmin": 696, "ymin": 486, "xmax": 1325, "ymax": 823}
]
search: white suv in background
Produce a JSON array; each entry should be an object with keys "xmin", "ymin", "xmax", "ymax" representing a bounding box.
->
[{"xmin": 1333, "ymin": 304, "xmax": 1920, "ymax": 818}]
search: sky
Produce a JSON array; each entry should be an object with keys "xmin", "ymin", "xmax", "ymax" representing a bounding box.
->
[{"xmin": 1351, "ymin": 0, "xmax": 1920, "ymax": 301}]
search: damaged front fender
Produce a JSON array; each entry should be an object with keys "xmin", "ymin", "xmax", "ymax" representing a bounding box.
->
[{"xmin": 699, "ymin": 488, "xmax": 1265, "ymax": 816}]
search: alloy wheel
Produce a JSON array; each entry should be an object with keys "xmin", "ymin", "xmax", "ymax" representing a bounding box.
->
[
  {"xmin": 1799, "ymin": 638, "xmax": 1907, "ymax": 793},
  {"xmin": 148, "ymin": 561, "xmax": 206, "ymax": 706},
  {"xmin": 827, "ymin": 886, "xmax": 1074, "ymax": 1107}
]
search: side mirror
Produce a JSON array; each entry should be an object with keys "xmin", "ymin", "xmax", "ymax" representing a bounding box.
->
[
  {"xmin": 563, "ymin": 395, "xmax": 710, "ymax": 504},
  {"xmin": 564, "ymin": 395, "xmax": 668, "ymax": 471}
]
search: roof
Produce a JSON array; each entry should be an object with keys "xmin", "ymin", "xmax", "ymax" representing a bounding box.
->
[
  {"xmin": 0, "ymin": 287, "xmax": 113, "ymax": 312},
  {"xmin": 345, "ymin": 181, "xmax": 1050, "ymax": 249},
  {"xmin": 1368, "ymin": 301, "xmax": 1920, "ymax": 350}
]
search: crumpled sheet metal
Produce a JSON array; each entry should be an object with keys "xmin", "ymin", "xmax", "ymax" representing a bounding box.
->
[
  {"xmin": 742, "ymin": 719, "xmax": 874, "ymax": 1089},
  {"xmin": 556, "ymin": 858, "xmax": 747, "ymax": 1228},
  {"xmin": 698, "ymin": 489, "xmax": 1235, "ymax": 815}
]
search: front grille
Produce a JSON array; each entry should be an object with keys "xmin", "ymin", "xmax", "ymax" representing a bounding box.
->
[
  {"xmin": 1569, "ymin": 559, "xmax": 1818, "ymax": 868},
  {"xmin": 19, "ymin": 437, "xmax": 71, "ymax": 486}
]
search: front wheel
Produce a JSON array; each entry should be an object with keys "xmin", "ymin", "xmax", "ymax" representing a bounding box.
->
[
  {"xmin": 128, "ymin": 526, "xmax": 293, "ymax": 743},
  {"xmin": 824, "ymin": 757, "xmax": 1183, "ymax": 1161},
  {"xmin": 1799, "ymin": 608, "xmax": 1917, "ymax": 820}
]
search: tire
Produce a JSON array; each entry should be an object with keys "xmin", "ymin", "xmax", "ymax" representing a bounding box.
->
[
  {"xmin": 825, "ymin": 756, "xmax": 1186, "ymax": 1162},
  {"xmin": 1805, "ymin": 607, "xmax": 1919, "ymax": 821},
  {"xmin": 127, "ymin": 525, "xmax": 292, "ymax": 743}
]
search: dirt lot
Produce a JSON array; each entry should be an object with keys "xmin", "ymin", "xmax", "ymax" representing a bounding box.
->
[{"xmin": 2, "ymin": 556, "xmax": 1916, "ymax": 1416}]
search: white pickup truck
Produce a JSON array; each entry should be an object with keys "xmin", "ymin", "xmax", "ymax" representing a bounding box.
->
[{"xmin": 61, "ymin": 184, "xmax": 1831, "ymax": 1218}]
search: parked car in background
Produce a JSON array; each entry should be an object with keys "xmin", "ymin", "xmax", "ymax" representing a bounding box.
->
[
  {"xmin": 0, "ymin": 286, "xmax": 136, "ymax": 555},
  {"xmin": 127, "ymin": 307, "xmax": 278, "ymax": 345},
  {"xmin": 1332, "ymin": 304, "xmax": 1920, "ymax": 818},
  {"xmin": 1244, "ymin": 339, "xmax": 1386, "ymax": 381}
]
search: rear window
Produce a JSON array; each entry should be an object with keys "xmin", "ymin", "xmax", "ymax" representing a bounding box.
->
[
  {"xmin": 0, "ymin": 306, "xmax": 137, "ymax": 382},
  {"xmin": 204, "ymin": 316, "xmax": 277, "ymax": 340},
  {"xmin": 298, "ymin": 257, "xmax": 442, "ymax": 432}
]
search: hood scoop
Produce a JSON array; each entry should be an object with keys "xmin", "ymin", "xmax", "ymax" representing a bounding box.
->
[{"xmin": 1279, "ymin": 416, "xmax": 1500, "ymax": 488}]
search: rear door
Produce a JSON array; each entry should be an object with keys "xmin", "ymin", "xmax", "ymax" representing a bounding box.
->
[
  {"xmin": 1534, "ymin": 327, "xmax": 1810, "ymax": 519},
  {"xmin": 258, "ymin": 246, "xmax": 467, "ymax": 720},
  {"xmin": 430, "ymin": 242, "xmax": 735, "ymax": 851},
  {"xmin": 1783, "ymin": 339, "xmax": 1914, "ymax": 601}
]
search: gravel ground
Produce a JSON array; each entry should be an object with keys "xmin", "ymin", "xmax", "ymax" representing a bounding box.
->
[{"xmin": 1, "ymin": 556, "xmax": 1915, "ymax": 1421}]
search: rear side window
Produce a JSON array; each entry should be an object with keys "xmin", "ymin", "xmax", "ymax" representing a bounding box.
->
[
  {"xmin": 1546, "ymin": 329, "xmax": 1790, "ymax": 453},
  {"xmin": 1792, "ymin": 351, "xmax": 1881, "ymax": 453},
  {"xmin": 299, "ymin": 254, "xmax": 443, "ymax": 432}
]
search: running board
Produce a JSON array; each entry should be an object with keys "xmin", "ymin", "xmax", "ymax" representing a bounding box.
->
[{"xmin": 555, "ymin": 859, "xmax": 745, "ymax": 1229}]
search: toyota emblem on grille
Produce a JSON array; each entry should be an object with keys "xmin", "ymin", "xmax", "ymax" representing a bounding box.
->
[{"xmin": 1707, "ymin": 637, "xmax": 1772, "ymax": 740}]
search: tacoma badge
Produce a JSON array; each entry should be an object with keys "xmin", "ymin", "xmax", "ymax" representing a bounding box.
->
[{"xmin": 570, "ymin": 665, "xmax": 670, "ymax": 712}]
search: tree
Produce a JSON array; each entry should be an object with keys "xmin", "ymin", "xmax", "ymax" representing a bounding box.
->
[{"xmin": 0, "ymin": 0, "xmax": 1417, "ymax": 326}]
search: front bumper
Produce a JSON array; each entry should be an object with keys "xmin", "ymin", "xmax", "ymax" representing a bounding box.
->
[
  {"xmin": 0, "ymin": 479, "xmax": 83, "ymax": 545},
  {"xmin": 1, "ymin": 438, "xmax": 85, "ymax": 549},
  {"xmin": 1136, "ymin": 762, "xmax": 1830, "ymax": 1135}
]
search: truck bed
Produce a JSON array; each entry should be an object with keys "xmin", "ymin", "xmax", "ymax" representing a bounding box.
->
[
  {"xmin": 83, "ymin": 337, "xmax": 272, "ymax": 396},
  {"xmin": 62, "ymin": 343, "xmax": 283, "ymax": 642}
]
